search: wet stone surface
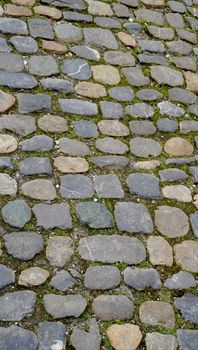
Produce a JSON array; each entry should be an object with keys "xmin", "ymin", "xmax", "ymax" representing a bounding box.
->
[{"xmin": 0, "ymin": 0, "xmax": 197, "ymax": 348}]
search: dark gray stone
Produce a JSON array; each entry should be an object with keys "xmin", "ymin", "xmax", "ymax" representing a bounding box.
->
[
  {"xmin": 99, "ymin": 101, "xmax": 123, "ymax": 119},
  {"xmin": 0, "ymin": 157, "xmax": 13, "ymax": 170},
  {"xmin": 61, "ymin": 59, "xmax": 92, "ymax": 80},
  {"xmin": 78, "ymin": 234, "xmax": 146, "ymax": 264},
  {"xmin": 151, "ymin": 65, "xmax": 184, "ymax": 86},
  {"xmin": 125, "ymin": 103, "xmax": 154, "ymax": 118},
  {"xmin": 168, "ymin": 0, "xmax": 186, "ymax": 12},
  {"xmin": 170, "ymin": 56, "xmax": 196, "ymax": 72},
  {"xmin": 73, "ymin": 120, "xmax": 98, "ymax": 138},
  {"xmin": 50, "ymin": 270, "xmax": 76, "ymax": 291},
  {"xmin": 95, "ymin": 137, "xmax": 128, "ymax": 154},
  {"xmin": 84, "ymin": 266, "xmax": 120, "ymax": 290},
  {"xmin": 0, "ymin": 18, "xmax": 28, "ymax": 35},
  {"xmin": 33, "ymin": 203, "xmax": 72, "ymax": 230},
  {"xmin": 38, "ymin": 321, "xmax": 66, "ymax": 350},
  {"xmin": 91, "ymin": 156, "xmax": 129, "ymax": 169},
  {"xmin": 114, "ymin": 202, "xmax": 153, "ymax": 233},
  {"xmin": 0, "ymin": 326, "xmax": 38, "ymax": 350},
  {"xmin": 147, "ymin": 25, "xmax": 174, "ymax": 40},
  {"xmin": 63, "ymin": 11, "xmax": 92, "ymax": 22},
  {"xmin": 127, "ymin": 173, "xmax": 162, "ymax": 199},
  {"xmin": 59, "ymin": 99, "xmax": 98, "ymax": 116},
  {"xmin": 136, "ymin": 89, "xmax": 162, "ymax": 101},
  {"xmin": 124, "ymin": 267, "xmax": 161, "ymax": 291},
  {"xmin": 0, "ymin": 264, "xmax": 15, "ymax": 289},
  {"xmin": 165, "ymin": 13, "xmax": 184, "ymax": 28},
  {"xmin": 17, "ymin": 93, "xmax": 52, "ymax": 113},
  {"xmin": 0, "ymin": 114, "xmax": 36, "ymax": 136},
  {"xmin": 0, "ymin": 71, "xmax": 38, "ymax": 89},
  {"xmin": 93, "ymin": 295, "xmax": 133, "ymax": 320},
  {"xmin": 0, "ymin": 38, "xmax": 12, "ymax": 53},
  {"xmin": 138, "ymin": 53, "xmax": 168, "ymax": 65},
  {"xmin": 19, "ymin": 157, "xmax": 52, "ymax": 176},
  {"xmin": 122, "ymin": 67, "xmax": 150, "ymax": 86},
  {"xmin": 41, "ymin": 78, "xmax": 73, "ymax": 93},
  {"xmin": 164, "ymin": 271, "xmax": 196, "ymax": 290},
  {"xmin": 0, "ymin": 291, "xmax": 36, "ymax": 321},
  {"xmin": 190, "ymin": 211, "xmax": 198, "ymax": 237},
  {"xmin": 177, "ymin": 329, "xmax": 198, "ymax": 350},
  {"xmin": 166, "ymin": 157, "xmax": 196, "ymax": 165},
  {"xmin": 138, "ymin": 40, "xmax": 165, "ymax": 53},
  {"xmin": 84, "ymin": 28, "xmax": 118, "ymax": 49},
  {"xmin": 60, "ymin": 175, "xmax": 94, "ymax": 199},
  {"xmin": 158, "ymin": 101, "xmax": 185, "ymax": 117},
  {"xmin": 159, "ymin": 168, "xmax": 187, "ymax": 182},
  {"xmin": 70, "ymin": 45, "xmax": 100, "ymax": 61},
  {"xmin": 71, "ymin": 319, "xmax": 101, "ymax": 350},
  {"xmin": 54, "ymin": 23, "xmax": 82, "ymax": 43},
  {"xmin": 167, "ymin": 40, "xmax": 192, "ymax": 54},
  {"xmin": 41, "ymin": 0, "xmax": 86, "ymax": 10},
  {"xmin": 93, "ymin": 174, "xmax": 124, "ymax": 198},
  {"xmin": 59, "ymin": 138, "xmax": 90, "ymax": 156},
  {"xmin": 10, "ymin": 36, "xmax": 38, "ymax": 54},
  {"xmin": 174, "ymin": 294, "xmax": 198, "ymax": 324},
  {"xmin": 108, "ymin": 86, "xmax": 134, "ymax": 101},
  {"xmin": 169, "ymin": 88, "xmax": 197, "ymax": 104},
  {"xmin": 20, "ymin": 135, "xmax": 54, "ymax": 152},
  {"xmin": 189, "ymin": 167, "xmax": 198, "ymax": 183},
  {"xmin": 104, "ymin": 50, "xmax": 135, "ymax": 66},
  {"xmin": 44, "ymin": 294, "xmax": 87, "ymax": 318},
  {"xmin": 28, "ymin": 19, "xmax": 54, "ymax": 39},
  {"xmin": 94, "ymin": 17, "xmax": 121, "ymax": 28},
  {"xmin": 129, "ymin": 121, "xmax": 156, "ymax": 135},
  {"xmin": 1, "ymin": 199, "xmax": 31, "ymax": 228},
  {"xmin": 76, "ymin": 202, "xmax": 113, "ymax": 228},
  {"xmin": 180, "ymin": 121, "xmax": 198, "ymax": 134},
  {"xmin": 4, "ymin": 231, "xmax": 44, "ymax": 261},
  {"xmin": 134, "ymin": 8, "xmax": 164, "ymax": 25},
  {"xmin": 176, "ymin": 28, "xmax": 197, "ymax": 43}
]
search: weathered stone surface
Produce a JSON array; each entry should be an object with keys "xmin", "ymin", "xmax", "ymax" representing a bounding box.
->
[
  {"xmin": 104, "ymin": 50, "xmax": 135, "ymax": 66},
  {"xmin": 17, "ymin": 93, "xmax": 52, "ymax": 114},
  {"xmin": 0, "ymin": 264, "xmax": 15, "ymax": 289},
  {"xmin": 148, "ymin": 25, "xmax": 174, "ymax": 40},
  {"xmin": 130, "ymin": 137, "xmax": 162, "ymax": 158},
  {"xmin": 140, "ymin": 301, "xmax": 175, "ymax": 329},
  {"xmin": 71, "ymin": 319, "xmax": 101, "ymax": 350},
  {"xmin": 0, "ymin": 291, "xmax": 36, "ymax": 321},
  {"xmin": 155, "ymin": 206, "xmax": 189, "ymax": 238},
  {"xmin": 1, "ymin": 199, "xmax": 31, "ymax": 228},
  {"xmin": 115, "ymin": 202, "xmax": 153, "ymax": 233},
  {"xmin": 0, "ymin": 326, "xmax": 38, "ymax": 350},
  {"xmin": 123, "ymin": 67, "xmax": 150, "ymax": 86},
  {"xmin": 75, "ymin": 82, "xmax": 106, "ymax": 98},
  {"xmin": 54, "ymin": 156, "xmax": 89, "ymax": 173},
  {"xmin": 93, "ymin": 174, "xmax": 124, "ymax": 198},
  {"xmin": 59, "ymin": 99, "xmax": 98, "ymax": 116},
  {"xmin": 73, "ymin": 120, "xmax": 98, "ymax": 138},
  {"xmin": 59, "ymin": 138, "xmax": 90, "ymax": 156},
  {"xmin": 124, "ymin": 267, "xmax": 161, "ymax": 291},
  {"xmin": 78, "ymin": 235, "xmax": 146, "ymax": 264},
  {"xmin": 84, "ymin": 28, "xmax": 118, "ymax": 49},
  {"xmin": 151, "ymin": 65, "xmax": 184, "ymax": 86},
  {"xmin": 0, "ymin": 90, "xmax": 15, "ymax": 112},
  {"xmin": 34, "ymin": 5, "xmax": 62, "ymax": 19},
  {"xmin": 87, "ymin": 1, "xmax": 113, "ymax": 16},
  {"xmin": 177, "ymin": 329, "xmax": 198, "ymax": 350},
  {"xmin": 0, "ymin": 174, "xmax": 17, "ymax": 196},
  {"xmin": 76, "ymin": 202, "xmax": 113, "ymax": 228},
  {"xmin": 38, "ymin": 115, "xmax": 68, "ymax": 133},
  {"xmin": 134, "ymin": 9, "xmax": 164, "ymax": 25},
  {"xmin": 84, "ymin": 266, "xmax": 121, "ymax": 290},
  {"xmin": 174, "ymin": 240, "xmax": 198, "ymax": 272},
  {"xmin": 55, "ymin": 23, "xmax": 82, "ymax": 43},
  {"xmin": 164, "ymin": 271, "xmax": 196, "ymax": 290},
  {"xmin": 96, "ymin": 137, "xmax": 128, "ymax": 154},
  {"xmin": 98, "ymin": 120, "xmax": 129, "ymax": 136},
  {"xmin": 20, "ymin": 157, "xmax": 52, "ymax": 176},
  {"xmin": 93, "ymin": 295, "xmax": 133, "ymax": 320},
  {"xmin": 20, "ymin": 135, "xmax": 53, "ymax": 152},
  {"xmin": 38, "ymin": 322, "xmax": 66, "ymax": 350},
  {"xmin": 99, "ymin": 101, "xmax": 124, "ymax": 119},
  {"xmin": 21, "ymin": 179, "xmax": 57, "ymax": 200},
  {"xmin": 60, "ymin": 175, "xmax": 93, "ymax": 199},
  {"xmin": 10, "ymin": 36, "xmax": 38, "ymax": 54},
  {"xmin": 174, "ymin": 294, "xmax": 198, "ymax": 325},
  {"xmin": 0, "ymin": 71, "xmax": 38, "ymax": 89},
  {"xmin": 129, "ymin": 121, "xmax": 156, "ymax": 135},
  {"xmin": 18, "ymin": 267, "xmax": 50, "ymax": 286},
  {"xmin": 71, "ymin": 45, "xmax": 100, "ymax": 61},
  {"xmin": 41, "ymin": 78, "xmax": 73, "ymax": 93},
  {"xmin": 164, "ymin": 137, "xmax": 194, "ymax": 156},
  {"xmin": 62, "ymin": 58, "xmax": 91, "ymax": 80},
  {"xmin": 125, "ymin": 103, "xmax": 154, "ymax": 118},
  {"xmin": 107, "ymin": 324, "xmax": 142, "ymax": 350},
  {"xmin": 4, "ymin": 231, "xmax": 44, "ymax": 260},
  {"xmin": 33, "ymin": 203, "xmax": 72, "ymax": 229},
  {"xmin": 108, "ymin": 86, "xmax": 134, "ymax": 101},
  {"xmin": 185, "ymin": 72, "xmax": 198, "ymax": 92},
  {"xmin": 127, "ymin": 173, "xmax": 162, "ymax": 199},
  {"xmin": 28, "ymin": 19, "xmax": 54, "ymax": 39},
  {"xmin": 92, "ymin": 65, "xmax": 120, "ymax": 85},
  {"xmin": 118, "ymin": 31, "xmax": 137, "ymax": 47},
  {"xmin": 0, "ymin": 134, "xmax": 17, "ymax": 153},
  {"xmin": 42, "ymin": 40, "xmax": 67, "ymax": 54},
  {"xmin": 46, "ymin": 236, "xmax": 74, "ymax": 267},
  {"xmin": 44, "ymin": 294, "xmax": 87, "ymax": 318},
  {"xmin": 28, "ymin": 55, "xmax": 58, "ymax": 76},
  {"xmin": 147, "ymin": 236, "xmax": 173, "ymax": 266},
  {"xmin": 0, "ymin": 18, "xmax": 28, "ymax": 35},
  {"xmin": 0, "ymin": 114, "xmax": 36, "ymax": 136},
  {"xmin": 162, "ymin": 185, "xmax": 192, "ymax": 203},
  {"xmin": 91, "ymin": 156, "xmax": 129, "ymax": 169},
  {"xmin": 158, "ymin": 101, "xmax": 184, "ymax": 117},
  {"xmin": 190, "ymin": 212, "xmax": 198, "ymax": 237},
  {"xmin": 146, "ymin": 333, "xmax": 178, "ymax": 350},
  {"xmin": 50, "ymin": 270, "xmax": 76, "ymax": 291}
]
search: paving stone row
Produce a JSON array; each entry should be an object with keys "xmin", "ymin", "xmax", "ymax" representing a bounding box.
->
[{"xmin": 0, "ymin": 0, "xmax": 197, "ymax": 349}]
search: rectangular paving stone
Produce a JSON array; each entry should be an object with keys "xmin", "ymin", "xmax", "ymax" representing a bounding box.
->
[
  {"xmin": 0, "ymin": 18, "xmax": 28, "ymax": 35},
  {"xmin": 17, "ymin": 93, "xmax": 52, "ymax": 113},
  {"xmin": 0, "ymin": 72, "xmax": 38, "ymax": 89},
  {"xmin": 28, "ymin": 19, "xmax": 54, "ymax": 39},
  {"xmin": 59, "ymin": 98, "xmax": 98, "ymax": 116}
]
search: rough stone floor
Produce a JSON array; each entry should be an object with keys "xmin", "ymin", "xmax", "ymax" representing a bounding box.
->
[{"xmin": 0, "ymin": 0, "xmax": 198, "ymax": 349}]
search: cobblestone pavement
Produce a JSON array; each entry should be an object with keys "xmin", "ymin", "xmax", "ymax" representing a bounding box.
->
[{"xmin": 0, "ymin": 0, "xmax": 197, "ymax": 349}]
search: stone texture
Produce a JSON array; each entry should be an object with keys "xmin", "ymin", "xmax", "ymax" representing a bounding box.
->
[
  {"xmin": 107, "ymin": 324, "xmax": 142, "ymax": 350},
  {"xmin": 44, "ymin": 294, "xmax": 87, "ymax": 318},
  {"xmin": 155, "ymin": 206, "xmax": 189, "ymax": 238},
  {"xmin": 164, "ymin": 137, "xmax": 194, "ymax": 156},
  {"xmin": 146, "ymin": 333, "xmax": 178, "ymax": 350},
  {"xmin": 140, "ymin": 301, "xmax": 175, "ymax": 329},
  {"xmin": 93, "ymin": 295, "xmax": 133, "ymax": 321},
  {"xmin": 0, "ymin": 326, "xmax": 38, "ymax": 350},
  {"xmin": 38, "ymin": 115, "xmax": 68, "ymax": 133},
  {"xmin": 0, "ymin": 174, "xmax": 17, "ymax": 196},
  {"xmin": 0, "ymin": 291, "xmax": 36, "ymax": 321},
  {"xmin": 0, "ymin": 264, "xmax": 15, "ymax": 289},
  {"xmin": 174, "ymin": 294, "xmax": 198, "ymax": 325},
  {"xmin": 84, "ymin": 266, "xmax": 121, "ymax": 290},
  {"xmin": 130, "ymin": 137, "xmax": 162, "ymax": 158},
  {"xmin": 174, "ymin": 240, "xmax": 198, "ymax": 272},
  {"xmin": 21, "ymin": 179, "xmax": 57, "ymax": 200},
  {"xmin": 164, "ymin": 271, "xmax": 196, "ymax": 290},
  {"xmin": 162, "ymin": 185, "xmax": 192, "ymax": 203},
  {"xmin": 60, "ymin": 175, "xmax": 94, "ymax": 199},
  {"xmin": 75, "ymin": 82, "xmax": 106, "ymax": 98},
  {"xmin": 147, "ymin": 236, "xmax": 173, "ymax": 266},
  {"xmin": 0, "ymin": 134, "xmax": 17, "ymax": 153},
  {"xmin": 54, "ymin": 156, "xmax": 89, "ymax": 173},
  {"xmin": 124, "ymin": 267, "xmax": 161, "ymax": 291},
  {"xmin": 18, "ymin": 267, "xmax": 50, "ymax": 287},
  {"xmin": 177, "ymin": 329, "xmax": 198, "ymax": 350},
  {"xmin": 76, "ymin": 202, "xmax": 113, "ymax": 228},
  {"xmin": 151, "ymin": 65, "xmax": 184, "ymax": 86},
  {"xmin": 0, "ymin": 114, "xmax": 36, "ymax": 137},
  {"xmin": 46, "ymin": 236, "xmax": 74, "ymax": 267},
  {"xmin": 33, "ymin": 203, "xmax": 72, "ymax": 229},
  {"xmin": 38, "ymin": 322, "xmax": 66, "ymax": 350},
  {"xmin": 127, "ymin": 173, "xmax": 162, "ymax": 199},
  {"xmin": 1, "ymin": 199, "xmax": 31, "ymax": 228}
]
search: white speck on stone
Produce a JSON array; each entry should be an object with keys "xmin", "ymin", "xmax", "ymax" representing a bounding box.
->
[{"xmin": 52, "ymin": 341, "xmax": 64, "ymax": 350}]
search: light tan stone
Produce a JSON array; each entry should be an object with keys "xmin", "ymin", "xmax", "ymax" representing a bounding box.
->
[
  {"xmin": 42, "ymin": 40, "xmax": 67, "ymax": 54},
  {"xmin": 98, "ymin": 120, "xmax": 129, "ymax": 136},
  {"xmin": 118, "ymin": 32, "xmax": 137, "ymax": 47},
  {"xmin": 92, "ymin": 65, "xmax": 121, "ymax": 85},
  {"xmin": 185, "ymin": 72, "xmax": 198, "ymax": 92},
  {"xmin": 133, "ymin": 160, "xmax": 160, "ymax": 170},
  {"xmin": 4, "ymin": 4, "xmax": 32, "ymax": 16},
  {"xmin": 107, "ymin": 324, "xmax": 142, "ymax": 350},
  {"xmin": 164, "ymin": 137, "xmax": 194, "ymax": 156},
  {"xmin": 140, "ymin": 301, "xmax": 175, "ymax": 329},
  {"xmin": 193, "ymin": 194, "xmax": 198, "ymax": 208},
  {"xmin": 21, "ymin": 179, "xmax": 57, "ymax": 200},
  {"xmin": 0, "ymin": 90, "xmax": 15, "ymax": 113},
  {"xmin": 54, "ymin": 156, "xmax": 89, "ymax": 173},
  {"xmin": 34, "ymin": 5, "xmax": 62, "ymax": 19},
  {"xmin": 162, "ymin": 185, "xmax": 192, "ymax": 203},
  {"xmin": 0, "ymin": 134, "xmax": 17, "ymax": 153},
  {"xmin": 18, "ymin": 267, "xmax": 50, "ymax": 286},
  {"xmin": 38, "ymin": 115, "xmax": 68, "ymax": 133},
  {"xmin": 147, "ymin": 236, "xmax": 173, "ymax": 266},
  {"xmin": 11, "ymin": 0, "xmax": 35, "ymax": 5},
  {"xmin": 74, "ymin": 82, "xmax": 107, "ymax": 98},
  {"xmin": 174, "ymin": 240, "xmax": 198, "ymax": 273},
  {"xmin": 140, "ymin": 0, "xmax": 164, "ymax": 8}
]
